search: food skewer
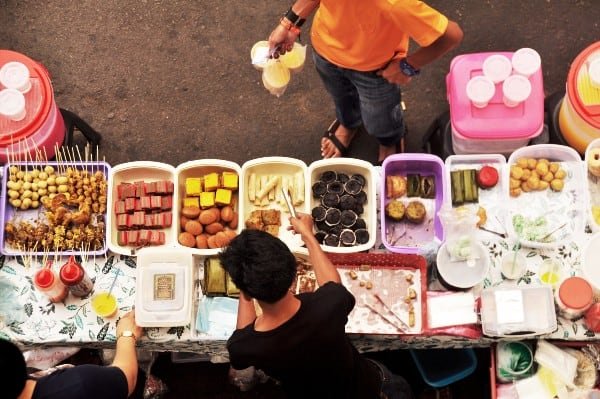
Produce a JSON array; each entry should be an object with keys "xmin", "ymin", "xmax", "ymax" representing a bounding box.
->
[
  {"xmin": 478, "ymin": 226, "xmax": 506, "ymax": 238},
  {"xmin": 373, "ymin": 293, "xmax": 410, "ymax": 330},
  {"xmin": 541, "ymin": 223, "xmax": 568, "ymax": 241},
  {"xmin": 363, "ymin": 302, "xmax": 405, "ymax": 331}
]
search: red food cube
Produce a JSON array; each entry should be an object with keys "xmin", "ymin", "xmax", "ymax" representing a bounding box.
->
[
  {"xmin": 117, "ymin": 214, "xmax": 129, "ymax": 230},
  {"xmin": 144, "ymin": 214, "xmax": 154, "ymax": 228},
  {"xmin": 161, "ymin": 195, "xmax": 172, "ymax": 210},
  {"xmin": 117, "ymin": 231, "xmax": 128, "ymax": 246},
  {"xmin": 158, "ymin": 231, "xmax": 165, "ymax": 245},
  {"xmin": 134, "ymin": 199, "xmax": 143, "ymax": 212},
  {"xmin": 166, "ymin": 181, "xmax": 174, "ymax": 194},
  {"xmin": 132, "ymin": 211, "xmax": 145, "ymax": 226},
  {"xmin": 140, "ymin": 196, "xmax": 152, "ymax": 210},
  {"xmin": 114, "ymin": 200, "xmax": 126, "ymax": 215},
  {"xmin": 134, "ymin": 181, "xmax": 145, "ymax": 198},
  {"xmin": 155, "ymin": 180, "xmax": 167, "ymax": 194},
  {"xmin": 117, "ymin": 183, "xmax": 132, "ymax": 200},
  {"xmin": 144, "ymin": 182, "xmax": 156, "ymax": 194},
  {"xmin": 153, "ymin": 213, "xmax": 162, "ymax": 228},
  {"xmin": 162, "ymin": 211, "xmax": 172, "ymax": 228},
  {"xmin": 125, "ymin": 197, "xmax": 136, "ymax": 213},
  {"xmin": 138, "ymin": 230, "xmax": 151, "ymax": 245},
  {"xmin": 150, "ymin": 230, "xmax": 161, "ymax": 245},
  {"xmin": 127, "ymin": 230, "xmax": 139, "ymax": 245},
  {"xmin": 150, "ymin": 195, "xmax": 162, "ymax": 209}
]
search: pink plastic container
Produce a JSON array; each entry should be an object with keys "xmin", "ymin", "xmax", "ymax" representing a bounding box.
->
[
  {"xmin": 381, "ymin": 153, "xmax": 446, "ymax": 254},
  {"xmin": 447, "ymin": 52, "xmax": 544, "ymax": 155},
  {"xmin": 0, "ymin": 50, "xmax": 65, "ymax": 163}
]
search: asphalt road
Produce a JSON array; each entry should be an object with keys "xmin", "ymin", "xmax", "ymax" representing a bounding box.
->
[{"xmin": 1, "ymin": 0, "xmax": 599, "ymax": 166}]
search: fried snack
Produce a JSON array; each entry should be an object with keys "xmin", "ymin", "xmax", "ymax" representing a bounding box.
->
[
  {"xmin": 476, "ymin": 206, "xmax": 487, "ymax": 227},
  {"xmin": 405, "ymin": 201, "xmax": 426, "ymax": 224},
  {"xmin": 261, "ymin": 209, "xmax": 281, "ymax": 225},
  {"xmin": 245, "ymin": 210, "xmax": 264, "ymax": 230},
  {"xmin": 385, "ymin": 201, "xmax": 405, "ymax": 221},
  {"xmin": 264, "ymin": 224, "xmax": 280, "ymax": 237},
  {"xmin": 385, "ymin": 175, "xmax": 407, "ymax": 198}
]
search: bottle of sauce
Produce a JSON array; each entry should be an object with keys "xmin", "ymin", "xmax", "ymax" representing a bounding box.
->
[
  {"xmin": 34, "ymin": 262, "xmax": 68, "ymax": 303},
  {"xmin": 555, "ymin": 276, "xmax": 593, "ymax": 320},
  {"xmin": 59, "ymin": 255, "xmax": 93, "ymax": 298}
]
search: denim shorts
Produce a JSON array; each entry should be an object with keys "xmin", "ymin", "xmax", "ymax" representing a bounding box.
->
[
  {"xmin": 367, "ymin": 359, "xmax": 414, "ymax": 399},
  {"xmin": 312, "ymin": 50, "xmax": 406, "ymax": 147}
]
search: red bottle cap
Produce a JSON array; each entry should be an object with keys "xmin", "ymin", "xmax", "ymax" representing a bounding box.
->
[
  {"xmin": 60, "ymin": 256, "xmax": 83, "ymax": 284},
  {"xmin": 559, "ymin": 277, "xmax": 593, "ymax": 310},
  {"xmin": 35, "ymin": 268, "xmax": 55, "ymax": 289}
]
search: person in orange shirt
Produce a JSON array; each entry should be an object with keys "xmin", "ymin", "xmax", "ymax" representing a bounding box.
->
[{"xmin": 269, "ymin": 0, "xmax": 463, "ymax": 164}]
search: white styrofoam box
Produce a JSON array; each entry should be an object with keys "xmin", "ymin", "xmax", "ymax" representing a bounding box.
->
[
  {"xmin": 174, "ymin": 159, "xmax": 242, "ymax": 255},
  {"xmin": 107, "ymin": 161, "xmax": 176, "ymax": 256},
  {"xmin": 505, "ymin": 144, "xmax": 586, "ymax": 249},
  {"xmin": 135, "ymin": 246, "xmax": 194, "ymax": 327},
  {"xmin": 308, "ymin": 158, "xmax": 377, "ymax": 253},
  {"xmin": 240, "ymin": 157, "xmax": 308, "ymax": 252}
]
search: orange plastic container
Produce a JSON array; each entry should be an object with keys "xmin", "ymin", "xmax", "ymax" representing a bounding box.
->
[
  {"xmin": 559, "ymin": 41, "xmax": 600, "ymax": 154},
  {"xmin": 0, "ymin": 50, "xmax": 65, "ymax": 162}
]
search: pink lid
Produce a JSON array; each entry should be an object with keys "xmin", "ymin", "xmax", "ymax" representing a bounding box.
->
[{"xmin": 447, "ymin": 52, "xmax": 544, "ymax": 140}]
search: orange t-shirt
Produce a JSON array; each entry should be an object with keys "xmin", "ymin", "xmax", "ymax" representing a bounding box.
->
[{"xmin": 310, "ymin": 0, "xmax": 449, "ymax": 71}]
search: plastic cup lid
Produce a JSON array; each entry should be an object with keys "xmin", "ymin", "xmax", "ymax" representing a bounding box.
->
[
  {"xmin": 0, "ymin": 61, "xmax": 31, "ymax": 91},
  {"xmin": 502, "ymin": 75, "xmax": 532, "ymax": 103},
  {"xmin": 0, "ymin": 88, "xmax": 26, "ymax": 119},
  {"xmin": 483, "ymin": 54, "xmax": 512, "ymax": 83},
  {"xmin": 588, "ymin": 58, "xmax": 600, "ymax": 88},
  {"xmin": 559, "ymin": 276, "xmax": 593, "ymax": 309},
  {"xmin": 512, "ymin": 48, "xmax": 541, "ymax": 76},
  {"xmin": 466, "ymin": 76, "xmax": 495, "ymax": 103}
]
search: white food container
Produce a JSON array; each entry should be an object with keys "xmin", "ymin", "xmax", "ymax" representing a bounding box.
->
[
  {"xmin": 107, "ymin": 161, "xmax": 177, "ymax": 256},
  {"xmin": 135, "ymin": 246, "xmax": 194, "ymax": 327},
  {"xmin": 505, "ymin": 144, "xmax": 586, "ymax": 249},
  {"xmin": 174, "ymin": 159, "xmax": 242, "ymax": 255},
  {"xmin": 308, "ymin": 158, "xmax": 377, "ymax": 253},
  {"xmin": 240, "ymin": 157, "xmax": 308, "ymax": 252}
]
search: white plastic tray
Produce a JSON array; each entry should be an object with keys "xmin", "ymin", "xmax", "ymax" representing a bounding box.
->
[
  {"xmin": 505, "ymin": 145, "xmax": 586, "ymax": 249},
  {"xmin": 174, "ymin": 160, "xmax": 242, "ymax": 255},
  {"xmin": 107, "ymin": 161, "xmax": 176, "ymax": 255}
]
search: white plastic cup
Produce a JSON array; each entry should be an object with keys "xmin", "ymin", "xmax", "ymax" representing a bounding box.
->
[
  {"xmin": 466, "ymin": 75, "xmax": 495, "ymax": 108},
  {"xmin": 502, "ymin": 75, "xmax": 532, "ymax": 107},
  {"xmin": 588, "ymin": 58, "xmax": 600, "ymax": 89},
  {"xmin": 482, "ymin": 54, "xmax": 512, "ymax": 83},
  {"xmin": 0, "ymin": 89, "xmax": 26, "ymax": 121},
  {"xmin": 511, "ymin": 48, "xmax": 541, "ymax": 78},
  {"xmin": 501, "ymin": 251, "xmax": 526, "ymax": 280},
  {"xmin": 0, "ymin": 61, "xmax": 32, "ymax": 93}
]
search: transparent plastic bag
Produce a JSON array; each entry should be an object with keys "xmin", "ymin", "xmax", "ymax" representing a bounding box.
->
[{"xmin": 438, "ymin": 206, "xmax": 480, "ymax": 262}]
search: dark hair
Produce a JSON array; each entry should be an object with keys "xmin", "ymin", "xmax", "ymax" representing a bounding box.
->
[
  {"xmin": 219, "ymin": 229, "xmax": 296, "ymax": 303},
  {"xmin": 0, "ymin": 339, "xmax": 27, "ymax": 398}
]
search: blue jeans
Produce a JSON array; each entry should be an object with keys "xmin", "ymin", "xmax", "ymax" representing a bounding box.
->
[
  {"xmin": 368, "ymin": 359, "xmax": 415, "ymax": 399},
  {"xmin": 312, "ymin": 50, "xmax": 406, "ymax": 147}
]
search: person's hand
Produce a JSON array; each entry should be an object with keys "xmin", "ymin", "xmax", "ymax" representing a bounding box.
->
[
  {"xmin": 288, "ymin": 212, "xmax": 315, "ymax": 242},
  {"xmin": 377, "ymin": 60, "xmax": 412, "ymax": 85},
  {"xmin": 268, "ymin": 24, "xmax": 299, "ymax": 58},
  {"xmin": 117, "ymin": 311, "xmax": 143, "ymax": 340}
]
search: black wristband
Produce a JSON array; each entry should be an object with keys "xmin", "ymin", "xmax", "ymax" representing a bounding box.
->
[
  {"xmin": 284, "ymin": 8, "xmax": 301, "ymax": 25},
  {"xmin": 295, "ymin": 18, "xmax": 306, "ymax": 28}
]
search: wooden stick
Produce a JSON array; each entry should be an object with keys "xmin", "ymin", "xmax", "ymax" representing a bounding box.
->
[{"xmin": 76, "ymin": 145, "xmax": 83, "ymax": 164}]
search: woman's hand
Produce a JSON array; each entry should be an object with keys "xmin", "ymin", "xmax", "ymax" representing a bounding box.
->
[
  {"xmin": 117, "ymin": 311, "xmax": 143, "ymax": 340},
  {"xmin": 268, "ymin": 24, "xmax": 299, "ymax": 58}
]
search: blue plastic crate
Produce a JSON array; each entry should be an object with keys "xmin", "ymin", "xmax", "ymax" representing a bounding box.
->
[{"xmin": 409, "ymin": 348, "xmax": 477, "ymax": 388}]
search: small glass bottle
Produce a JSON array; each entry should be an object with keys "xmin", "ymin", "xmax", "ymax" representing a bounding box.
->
[
  {"xmin": 34, "ymin": 263, "xmax": 68, "ymax": 303},
  {"xmin": 59, "ymin": 255, "xmax": 93, "ymax": 298},
  {"xmin": 555, "ymin": 277, "xmax": 593, "ymax": 320}
]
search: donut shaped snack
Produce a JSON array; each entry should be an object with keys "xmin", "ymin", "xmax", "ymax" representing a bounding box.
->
[{"xmin": 588, "ymin": 148, "xmax": 600, "ymax": 177}]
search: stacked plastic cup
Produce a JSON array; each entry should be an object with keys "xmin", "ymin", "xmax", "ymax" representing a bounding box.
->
[
  {"xmin": 0, "ymin": 88, "xmax": 26, "ymax": 121},
  {"xmin": 0, "ymin": 61, "xmax": 31, "ymax": 93}
]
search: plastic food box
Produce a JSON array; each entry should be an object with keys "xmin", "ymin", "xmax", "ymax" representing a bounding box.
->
[
  {"xmin": 135, "ymin": 246, "xmax": 195, "ymax": 327},
  {"xmin": 505, "ymin": 144, "xmax": 586, "ymax": 249},
  {"xmin": 107, "ymin": 161, "xmax": 176, "ymax": 256},
  {"xmin": 584, "ymin": 138, "xmax": 600, "ymax": 232},
  {"xmin": 240, "ymin": 157, "xmax": 308, "ymax": 251},
  {"xmin": 381, "ymin": 153, "xmax": 446, "ymax": 254},
  {"xmin": 446, "ymin": 52, "xmax": 544, "ymax": 155},
  {"xmin": 444, "ymin": 154, "xmax": 507, "ymax": 238},
  {"xmin": 307, "ymin": 158, "xmax": 377, "ymax": 253},
  {"xmin": 174, "ymin": 159, "xmax": 242, "ymax": 255},
  {"xmin": 0, "ymin": 161, "xmax": 110, "ymax": 256}
]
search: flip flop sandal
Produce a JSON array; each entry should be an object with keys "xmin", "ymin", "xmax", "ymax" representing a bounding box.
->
[{"xmin": 322, "ymin": 119, "xmax": 349, "ymax": 157}]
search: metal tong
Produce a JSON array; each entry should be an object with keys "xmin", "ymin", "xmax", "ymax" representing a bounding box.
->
[
  {"xmin": 281, "ymin": 187, "xmax": 297, "ymax": 218},
  {"xmin": 365, "ymin": 294, "xmax": 409, "ymax": 331}
]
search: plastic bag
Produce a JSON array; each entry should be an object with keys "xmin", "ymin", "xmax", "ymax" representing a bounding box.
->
[{"xmin": 437, "ymin": 206, "xmax": 479, "ymax": 262}]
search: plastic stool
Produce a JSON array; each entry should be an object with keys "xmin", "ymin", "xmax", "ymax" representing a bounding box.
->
[{"xmin": 409, "ymin": 348, "xmax": 477, "ymax": 388}]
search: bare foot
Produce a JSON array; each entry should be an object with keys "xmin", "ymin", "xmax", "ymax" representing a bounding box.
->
[
  {"xmin": 377, "ymin": 139, "xmax": 404, "ymax": 163},
  {"xmin": 321, "ymin": 124, "xmax": 356, "ymax": 158}
]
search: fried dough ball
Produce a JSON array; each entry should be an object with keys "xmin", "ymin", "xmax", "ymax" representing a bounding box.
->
[
  {"xmin": 550, "ymin": 179, "xmax": 564, "ymax": 191},
  {"xmin": 555, "ymin": 169, "xmax": 567, "ymax": 179},
  {"xmin": 510, "ymin": 166, "xmax": 524, "ymax": 180},
  {"xmin": 517, "ymin": 158, "xmax": 528, "ymax": 169},
  {"xmin": 405, "ymin": 201, "xmax": 426, "ymax": 224}
]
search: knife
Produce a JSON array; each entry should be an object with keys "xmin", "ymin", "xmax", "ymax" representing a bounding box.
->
[{"xmin": 281, "ymin": 187, "xmax": 297, "ymax": 219}]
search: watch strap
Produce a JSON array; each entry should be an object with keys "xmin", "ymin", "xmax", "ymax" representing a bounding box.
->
[
  {"xmin": 284, "ymin": 8, "xmax": 301, "ymax": 25},
  {"xmin": 399, "ymin": 58, "xmax": 420, "ymax": 77},
  {"xmin": 117, "ymin": 330, "xmax": 137, "ymax": 341}
]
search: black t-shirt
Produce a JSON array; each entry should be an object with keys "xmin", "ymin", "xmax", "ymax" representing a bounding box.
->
[
  {"xmin": 32, "ymin": 365, "xmax": 128, "ymax": 399},
  {"xmin": 227, "ymin": 282, "xmax": 381, "ymax": 399}
]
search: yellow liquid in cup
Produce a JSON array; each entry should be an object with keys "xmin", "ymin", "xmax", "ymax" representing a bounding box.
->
[
  {"xmin": 540, "ymin": 271, "xmax": 560, "ymax": 286},
  {"xmin": 91, "ymin": 292, "xmax": 118, "ymax": 318},
  {"xmin": 263, "ymin": 60, "xmax": 291, "ymax": 88},
  {"xmin": 280, "ymin": 44, "xmax": 306, "ymax": 72}
]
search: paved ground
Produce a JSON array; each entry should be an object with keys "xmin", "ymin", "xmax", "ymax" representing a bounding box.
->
[
  {"xmin": 1, "ymin": 1, "xmax": 598, "ymax": 166},
  {"xmin": 2, "ymin": 1, "xmax": 599, "ymax": 397}
]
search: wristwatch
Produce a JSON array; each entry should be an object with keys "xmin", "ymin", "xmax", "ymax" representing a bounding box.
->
[
  {"xmin": 117, "ymin": 330, "xmax": 137, "ymax": 341},
  {"xmin": 399, "ymin": 58, "xmax": 420, "ymax": 77}
]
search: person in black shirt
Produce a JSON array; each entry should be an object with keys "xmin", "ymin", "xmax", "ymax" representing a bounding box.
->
[
  {"xmin": 220, "ymin": 213, "xmax": 414, "ymax": 399},
  {"xmin": 1, "ymin": 311, "xmax": 143, "ymax": 399}
]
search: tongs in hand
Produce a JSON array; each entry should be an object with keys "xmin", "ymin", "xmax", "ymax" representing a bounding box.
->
[{"xmin": 281, "ymin": 187, "xmax": 297, "ymax": 219}]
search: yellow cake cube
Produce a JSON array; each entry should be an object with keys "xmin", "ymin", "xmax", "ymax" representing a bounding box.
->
[
  {"xmin": 183, "ymin": 197, "xmax": 200, "ymax": 208},
  {"xmin": 215, "ymin": 188, "xmax": 232, "ymax": 206},
  {"xmin": 185, "ymin": 178, "xmax": 202, "ymax": 196},
  {"xmin": 200, "ymin": 191, "xmax": 215, "ymax": 209},
  {"xmin": 204, "ymin": 173, "xmax": 219, "ymax": 192},
  {"xmin": 222, "ymin": 172, "xmax": 239, "ymax": 191}
]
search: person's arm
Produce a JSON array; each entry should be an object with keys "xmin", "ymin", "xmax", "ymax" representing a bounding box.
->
[
  {"xmin": 236, "ymin": 291, "xmax": 257, "ymax": 329},
  {"xmin": 112, "ymin": 311, "xmax": 143, "ymax": 396},
  {"xmin": 378, "ymin": 20, "xmax": 463, "ymax": 84},
  {"xmin": 268, "ymin": 0, "xmax": 320, "ymax": 56},
  {"xmin": 290, "ymin": 213, "xmax": 340, "ymax": 285}
]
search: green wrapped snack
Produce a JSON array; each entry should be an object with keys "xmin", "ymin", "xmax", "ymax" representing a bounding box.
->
[{"xmin": 407, "ymin": 174, "xmax": 421, "ymax": 197}]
